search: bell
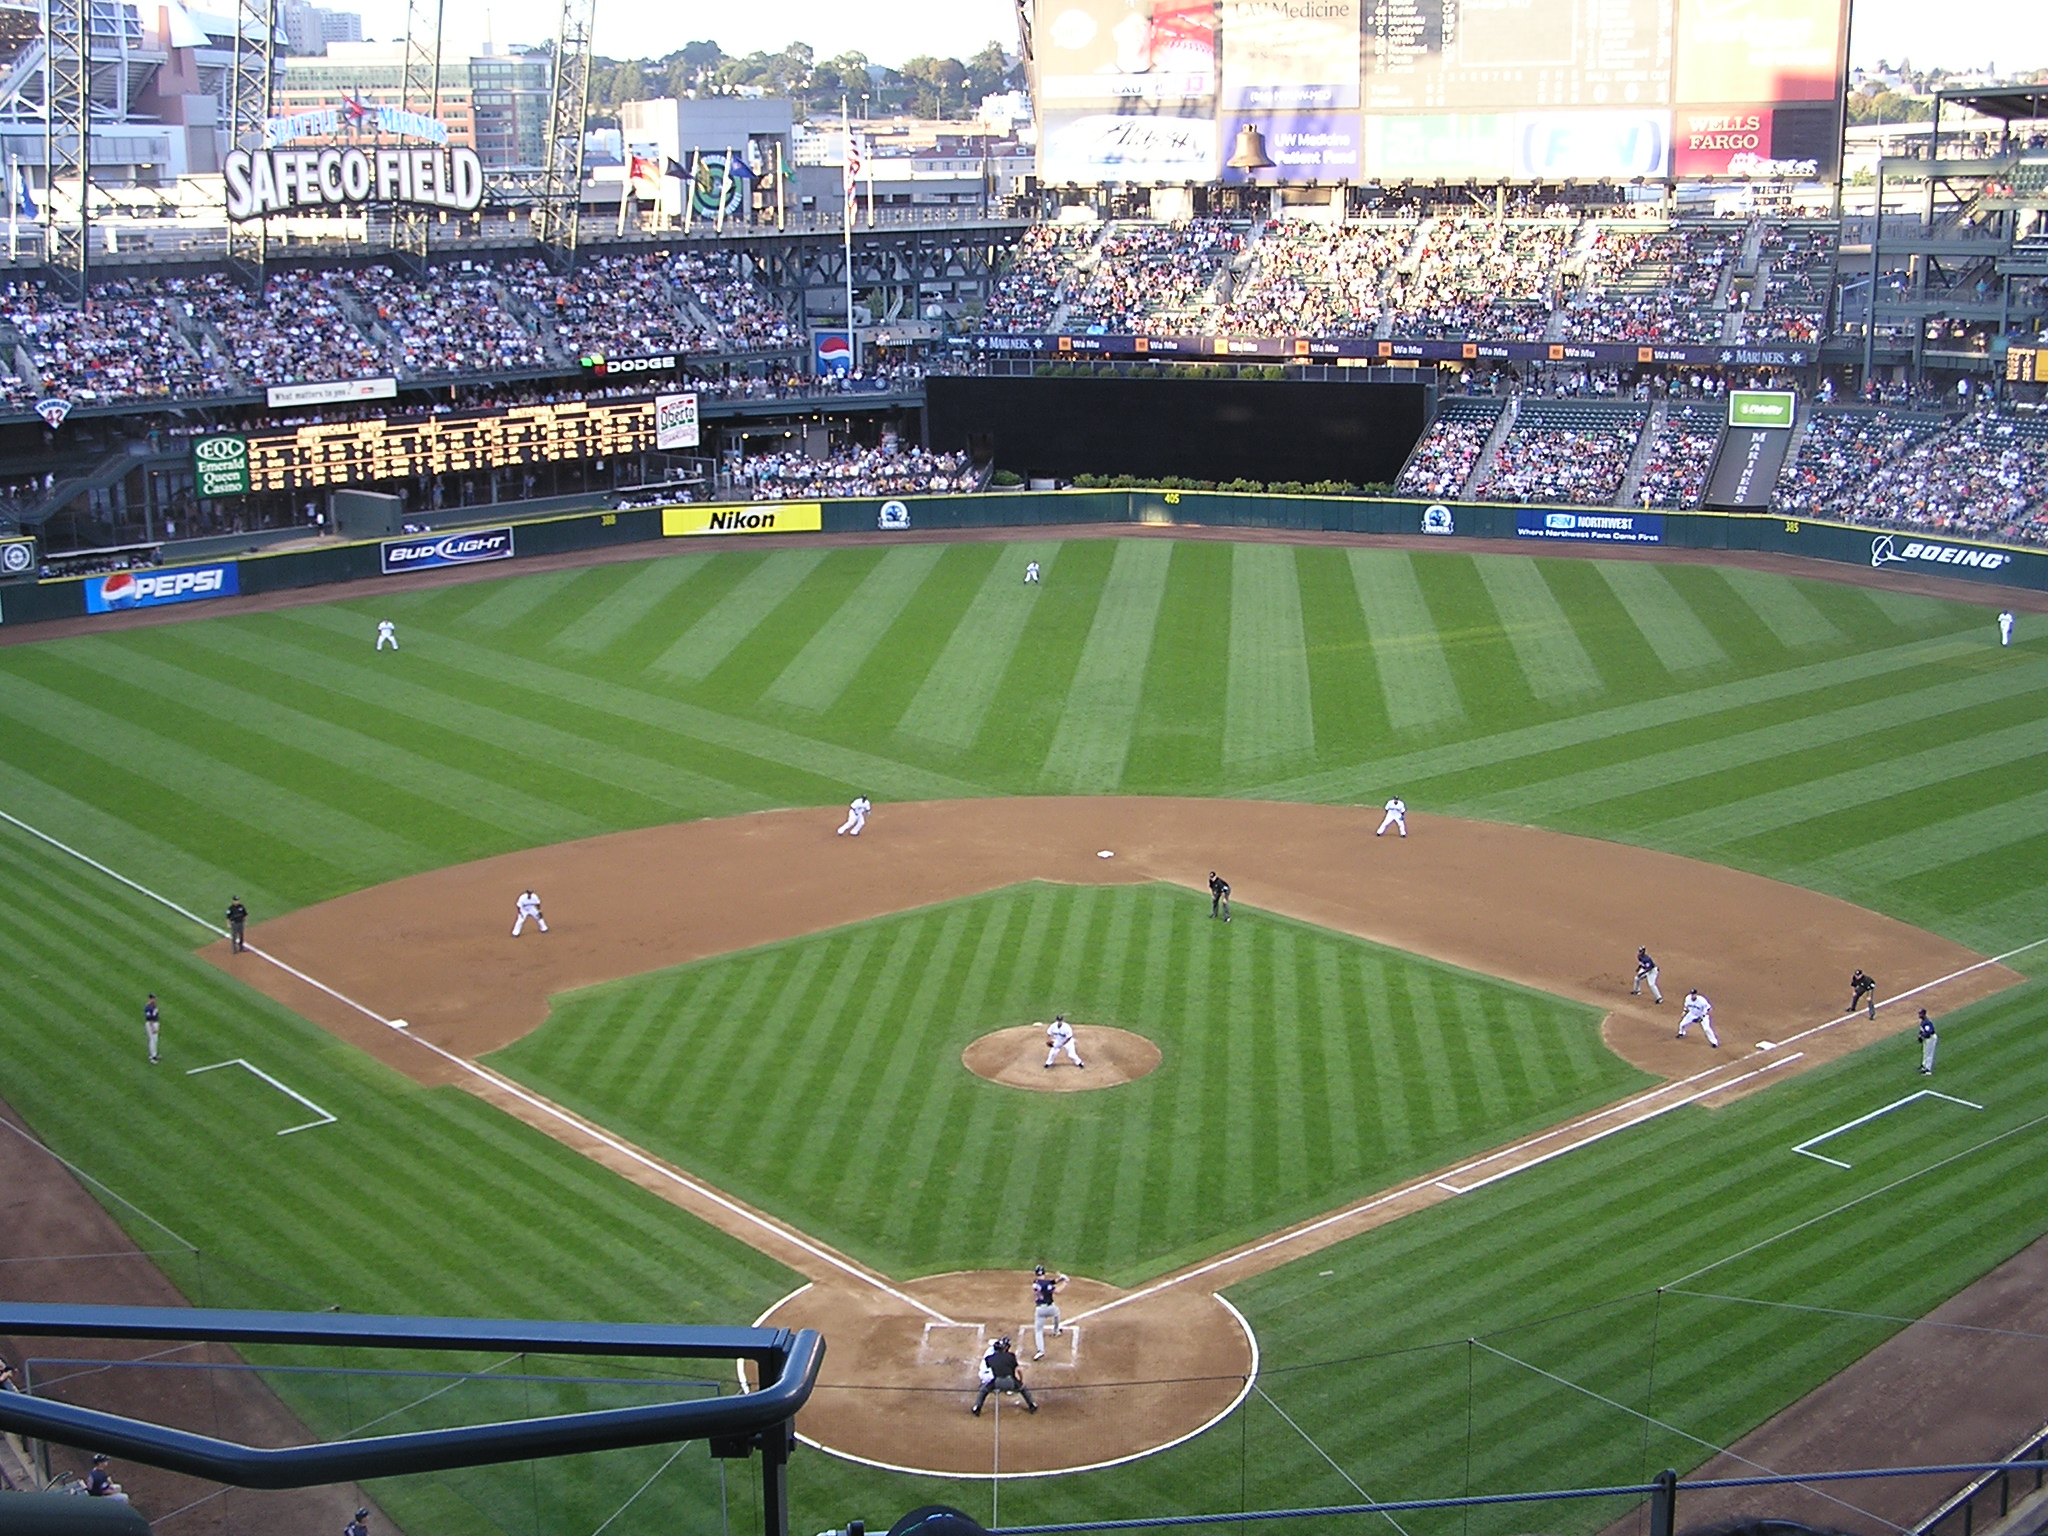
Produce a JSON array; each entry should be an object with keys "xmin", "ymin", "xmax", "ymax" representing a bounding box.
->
[{"xmin": 1227, "ymin": 123, "xmax": 1275, "ymax": 172}]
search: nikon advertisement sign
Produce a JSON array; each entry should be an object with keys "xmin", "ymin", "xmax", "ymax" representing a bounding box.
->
[
  {"xmin": 192, "ymin": 435, "xmax": 252, "ymax": 497},
  {"xmin": 223, "ymin": 146, "xmax": 485, "ymax": 222},
  {"xmin": 663, "ymin": 503, "xmax": 823, "ymax": 537}
]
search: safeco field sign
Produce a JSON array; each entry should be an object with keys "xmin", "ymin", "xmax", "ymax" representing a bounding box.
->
[
  {"xmin": 663, "ymin": 504, "xmax": 823, "ymax": 537},
  {"xmin": 1727, "ymin": 390, "xmax": 1797, "ymax": 430}
]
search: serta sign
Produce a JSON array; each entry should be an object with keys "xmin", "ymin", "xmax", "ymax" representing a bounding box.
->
[
  {"xmin": 381, "ymin": 527, "xmax": 515, "ymax": 574},
  {"xmin": 83, "ymin": 564, "xmax": 239, "ymax": 613},
  {"xmin": 223, "ymin": 146, "xmax": 484, "ymax": 222}
]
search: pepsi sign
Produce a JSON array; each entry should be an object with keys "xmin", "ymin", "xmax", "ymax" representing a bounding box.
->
[
  {"xmin": 83, "ymin": 563, "xmax": 239, "ymax": 613},
  {"xmin": 381, "ymin": 527, "xmax": 515, "ymax": 574}
]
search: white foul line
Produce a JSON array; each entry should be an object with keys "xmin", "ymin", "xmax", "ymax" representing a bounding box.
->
[
  {"xmin": 0, "ymin": 808, "xmax": 954, "ymax": 1326},
  {"xmin": 186, "ymin": 1058, "xmax": 337, "ymax": 1135},
  {"xmin": 1791, "ymin": 1090, "xmax": 1984, "ymax": 1169}
]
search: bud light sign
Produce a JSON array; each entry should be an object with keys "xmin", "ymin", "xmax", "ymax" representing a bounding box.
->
[
  {"xmin": 380, "ymin": 526, "xmax": 514, "ymax": 574},
  {"xmin": 84, "ymin": 563, "xmax": 240, "ymax": 613}
]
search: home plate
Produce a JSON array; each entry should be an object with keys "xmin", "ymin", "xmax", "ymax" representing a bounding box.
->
[{"xmin": 1098, "ymin": 850, "xmax": 1114, "ymax": 859}]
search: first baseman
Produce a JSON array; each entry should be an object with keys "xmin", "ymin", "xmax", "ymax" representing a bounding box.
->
[
  {"xmin": 1031, "ymin": 1265, "xmax": 1068, "ymax": 1359},
  {"xmin": 376, "ymin": 620, "xmax": 397, "ymax": 651},
  {"xmin": 1044, "ymin": 1014, "xmax": 1083, "ymax": 1070},
  {"xmin": 1677, "ymin": 989, "xmax": 1719, "ymax": 1047},
  {"xmin": 1849, "ymin": 969, "xmax": 1877, "ymax": 1020},
  {"xmin": 143, "ymin": 993, "xmax": 160, "ymax": 1063},
  {"xmin": 512, "ymin": 889, "xmax": 548, "ymax": 936},
  {"xmin": 1918, "ymin": 1009, "xmax": 1939, "ymax": 1074},
  {"xmin": 837, "ymin": 795, "xmax": 871, "ymax": 836},
  {"xmin": 1632, "ymin": 947, "xmax": 1662, "ymax": 1003},
  {"xmin": 1377, "ymin": 797, "xmax": 1407, "ymax": 837}
]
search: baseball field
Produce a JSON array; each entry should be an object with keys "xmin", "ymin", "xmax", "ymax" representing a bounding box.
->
[{"xmin": 2, "ymin": 528, "xmax": 2045, "ymax": 1536}]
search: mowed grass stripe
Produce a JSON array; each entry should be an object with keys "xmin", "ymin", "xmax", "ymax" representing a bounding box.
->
[
  {"xmin": 1455, "ymin": 658, "xmax": 2048, "ymax": 822},
  {"xmin": 1040, "ymin": 539, "xmax": 1173, "ymax": 792},
  {"xmin": 1223, "ymin": 544, "xmax": 1316, "ymax": 770},
  {"xmin": 1473, "ymin": 556, "xmax": 1604, "ymax": 700},
  {"xmin": 56, "ymin": 636, "xmax": 603, "ymax": 849},
  {"xmin": 1349, "ymin": 549, "xmax": 1463, "ymax": 730},
  {"xmin": 454, "ymin": 568, "xmax": 591, "ymax": 633},
  {"xmin": 1865, "ymin": 588, "xmax": 1953, "ymax": 627},
  {"xmin": 1594, "ymin": 560, "xmax": 1729, "ymax": 671},
  {"xmin": 184, "ymin": 621, "xmax": 772, "ymax": 822},
  {"xmin": 1798, "ymin": 784, "xmax": 2048, "ymax": 888},
  {"xmin": 550, "ymin": 555, "xmax": 709, "ymax": 654},
  {"xmin": 0, "ymin": 666, "xmax": 423, "ymax": 877},
  {"xmin": 280, "ymin": 604, "xmax": 986, "ymax": 804},
  {"xmin": 764, "ymin": 544, "xmax": 947, "ymax": 712},
  {"xmin": 1717, "ymin": 567, "xmax": 1844, "ymax": 649},
  {"xmin": 646, "ymin": 549, "xmax": 828, "ymax": 680},
  {"xmin": 895, "ymin": 542, "xmax": 1060, "ymax": 748},
  {"xmin": 1253, "ymin": 631, "xmax": 1983, "ymax": 802}
]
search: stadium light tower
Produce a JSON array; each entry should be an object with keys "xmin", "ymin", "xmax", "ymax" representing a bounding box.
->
[
  {"xmin": 531, "ymin": 0, "xmax": 593, "ymax": 266},
  {"xmin": 392, "ymin": 0, "xmax": 445, "ymax": 264},
  {"xmin": 40, "ymin": 0, "xmax": 91, "ymax": 296},
  {"xmin": 226, "ymin": 0, "xmax": 278, "ymax": 288}
]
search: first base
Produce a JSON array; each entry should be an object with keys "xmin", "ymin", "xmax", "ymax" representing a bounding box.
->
[{"xmin": 1098, "ymin": 850, "xmax": 1114, "ymax": 858}]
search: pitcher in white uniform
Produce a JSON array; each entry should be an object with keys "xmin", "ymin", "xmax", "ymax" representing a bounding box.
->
[{"xmin": 1044, "ymin": 1014, "xmax": 1083, "ymax": 1069}]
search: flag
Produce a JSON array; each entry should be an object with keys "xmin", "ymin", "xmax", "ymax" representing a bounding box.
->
[
  {"xmin": 842, "ymin": 132, "xmax": 864, "ymax": 198},
  {"xmin": 14, "ymin": 167, "xmax": 34, "ymax": 221},
  {"xmin": 628, "ymin": 154, "xmax": 662, "ymax": 194}
]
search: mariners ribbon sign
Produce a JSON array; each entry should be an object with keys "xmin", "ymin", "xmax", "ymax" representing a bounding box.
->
[{"xmin": 224, "ymin": 146, "xmax": 485, "ymax": 222}]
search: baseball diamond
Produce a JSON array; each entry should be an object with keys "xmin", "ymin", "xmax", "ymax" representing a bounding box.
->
[{"xmin": 0, "ymin": 532, "xmax": 2044, "ymax": 1536}]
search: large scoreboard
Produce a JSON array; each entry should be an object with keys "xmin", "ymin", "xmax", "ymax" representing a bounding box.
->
[
  {"xmin": 237, "ymin": 397, "xmax": 662, "ymax": 493},
  {"xmin": 1035, "ymin": 0, "xmax": 1848, "ymax": 184}
]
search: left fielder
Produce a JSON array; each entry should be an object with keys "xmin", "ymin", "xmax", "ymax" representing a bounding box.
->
[
  {"xmin": 1376, "ymin": 797, "xmax": 1407, "ymax": 837},
  {"xmin": 1676, "ymin": 989, "xmax": 1719, "ymax": 1047},
  {"xmin": 1044, "ymin": 1014, "xmax": 1083, "ymax": 1070},
  {"xmin": 1030, "ymin": 1265, "xmax": 1068, "ymax": 1359}
]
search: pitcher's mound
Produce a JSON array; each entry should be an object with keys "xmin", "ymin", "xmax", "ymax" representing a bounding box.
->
[{"xmin": 963, "ymin": 1025, "xmax": 1162, "ymax": 1091}]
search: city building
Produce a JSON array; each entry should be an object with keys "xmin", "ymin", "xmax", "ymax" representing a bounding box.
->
[{"xmin": 275, "ymin": 41, "xmax": 552, "ymax": 167}]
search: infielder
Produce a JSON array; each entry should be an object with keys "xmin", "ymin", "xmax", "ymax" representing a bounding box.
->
[
  {"xmin": 512, "ymin": 889, "xmax": 548, "ymax": 936},
  {"xmin": 1918, "ymin": 1009, "xmax": 1939, "ymax": 1074},
  {"xmin": 1999, "ymin": 611, "xmax": 2015, "ymax": 646},
  {"xmin": 1024, "ymin": 561, "xmax": 1041, "ymax": 584},
  {"xmin": 1209, "ymin": 871, "xmax": 1231, "ymax": 921},
  {"xmin": 1030, "ymin": 1265, "xmax": 1068, "ymax": 1359},
  {"xmin": 376, "ymin": 620, "xmax": 398, "ymax": 650},
  {"xmin": 836, "ymin": 795, "xmax": 871, "ymax": 836},
  {"xmin": 1676, "ymin": 989, "xmax": 1719, "ymax": 1047},
  {"xmin": 1044, "ymin": 1014, "xmax": 1083, "ymax": 1070},
  {"xmin": 1376, "ymin": 797, "xmax": 1408, "ymax": 837},
  {"xmin": 1631, "ymin": 947, "xmax": 1662, "ymax": 1003},
  {"xmin": 1849, "ymin": 969, "xmax": 1877, "ymax": 1020},
  {"xmin": 143, "ymin": 993, "xmax": 161, "ymax": 1064}
]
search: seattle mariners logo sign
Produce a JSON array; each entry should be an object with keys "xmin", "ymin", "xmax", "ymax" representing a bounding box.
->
[
  {"xmin": 877, "ymin": 500, "xmax": 911, "ymax": 530},
  {"xmin": 1422, "ymin": 504, "xmax": 1454, "ymax": 535}
]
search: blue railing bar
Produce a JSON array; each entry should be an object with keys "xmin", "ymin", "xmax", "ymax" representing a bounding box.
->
[{"xmin": 988, "ymin": 1461, "xmax": 2048, "ymax": 1535}]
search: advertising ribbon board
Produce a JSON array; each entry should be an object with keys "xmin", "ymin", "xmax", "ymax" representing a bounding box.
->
[
  {"xmin": 1514, "ymin": 510, "xmax": 1665, "ymax": 544},
  {"xmin": 267, "ymin": 378, "xmax": 398, "ymax": 410},
  {"xmin": 380, "ymin": 527, "xmax": 515, "ymax": 575},
  {"xmin": 193, "ymin": 435, "xmax": 253, "ymax": 498},
  {"xmin": 1727, "ymin": 389, "xmax": 1797, "ymax": 430},
  {"xmin": 655, "ymin": 392, "xmax": 701, "ymax": 451},
  {"xmin": 663, "ymin": 504, "xmax": 824, "ymax": 537},
  {"xmin": 83, "ymin": 563, "xmax": 240, "ymax": 613}
]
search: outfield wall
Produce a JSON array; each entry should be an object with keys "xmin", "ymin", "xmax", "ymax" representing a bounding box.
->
[{"xmin": 2, "ymin": 491, "xmax": 2040, "ymax": 628}]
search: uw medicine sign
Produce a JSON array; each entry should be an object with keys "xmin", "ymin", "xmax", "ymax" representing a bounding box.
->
[{"xmin": 224, "ymin": 146, "xmax": 485, "ymax": 221}]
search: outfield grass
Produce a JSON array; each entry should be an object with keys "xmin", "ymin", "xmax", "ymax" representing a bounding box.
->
[
  {"xmin": 490, "ymin": 882, "xmax": 1640, "ymax": 1283},
  {"xmin": 0, "ymin": 537, "xmax": 2043, "ymax": 1536}
]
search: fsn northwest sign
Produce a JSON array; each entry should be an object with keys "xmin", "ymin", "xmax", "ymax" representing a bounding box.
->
[{"xmin": 224, "ymin": 146, "xmax": 484, "ymax": 222}]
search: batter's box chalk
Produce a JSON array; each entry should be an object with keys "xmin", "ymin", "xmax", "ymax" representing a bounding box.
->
[
  {"xmin": 1756, "ymin": 1040, "xmax": 1776, "ymax": 1050},
  {"xmin": 917, "ymin": 1321, "xmax": 985, "ymax": 1366}
]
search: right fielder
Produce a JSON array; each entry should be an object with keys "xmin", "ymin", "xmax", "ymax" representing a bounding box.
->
[
  {"xmin": 1632, "ymin": 947, "xmax": 1662, "ymax": 1003},
  {"xmin": 1676, "ymin": 989, "xmax": 1719, "ymax": 1047},
  {"xmin": 1030, "ymin": 1265, "xmax": 1068, "ymax": 1359}
]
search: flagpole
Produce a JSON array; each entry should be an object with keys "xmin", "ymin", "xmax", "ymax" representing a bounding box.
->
[
  {"xmin": 616, "ymin": 157, "xmax": 631, "ymax": 236},
  {"xmin": 682, "ymin": 150, "xmax": 699, "ymax": 234},
  {"xmin": 714, "ymin": 145, "xmax": 732, "ymax": 235},
  {"xmin": 842, "ymin": 97, "xmax": 857, "ymax": 376},
  {"xmin": 775, "ymin": 142, "xmax": 785, "ymax": 231},
  {"xmin": 7, "ymin": 156, "xmax": 16, "ymax": 262}
]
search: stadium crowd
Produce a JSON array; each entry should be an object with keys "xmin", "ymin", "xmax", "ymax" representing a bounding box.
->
[
  {"xmin": 1476, "ymin": 410, "xmax": 1644, "ymax": 505},
  {"xmin": 977, "ymin": 224, "xmax": 1097, "ymax": 333},
  {"xmin": 733, "ymin": 446, "xmax": 976, "ymax": 499},
  {"xmin": 1849, "ymin": 413, "xmax": 2048, "ymax": 543},
  {"xmin": 1063, "ymin": 220, "xmax": 1242, "ymax": 334},
  {"xmin": 1772, "ymin": 409, "xmax": 1947, "ymax": 520},
  {"xmin": 1395, "ymin": 411, "xmax": 1496, "ymax": 498},
  {"xmin": 1633, "ymin": 403, "xmax": 1723, "ymax": 509},
  {"xmin": 1560, "ymin": 225, "xmax": 1739, "ymax": 344},
  {"xmin": 1220, "ymin": 222, "xmax": 1416, "ymax": 338},
  {"xmin": 1388, "ymin": 221, "xmax": 1570, "ymax": 341}
]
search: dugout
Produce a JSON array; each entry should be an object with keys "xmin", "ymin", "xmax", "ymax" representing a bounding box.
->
[{"xmin": 925, "ymin": 375, "xmax": 1429, "ymax": 487}]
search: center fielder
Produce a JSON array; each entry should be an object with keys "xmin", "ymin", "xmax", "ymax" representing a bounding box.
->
[
  {"xmin": 836, "ymin": 795, "xmax": 871, "ymax": 836},
  {"xmin": 1849, "ymin": 969, "xmax": 1877, "ymax": 1020},
  {"xmin": 1677, "ymin": 989, "xmax": 1719, "ymax": 1047},
  {"xmin": 512, "ymin": 889, "xmax": 548, "ymax": 936},
  {"xmin": 1376, "ymin": 797, "xmax": 1407, "ymax": 837},
  {"xmin": 375, "ymin": 620, "xmax": 397, "ymax": 651},
  {"xmin": 1632, "ymin": 947, "xmax": 1662, "ymax": 1003},
  {"xmin": 1024, "ymin": 561, "xmax": 1041, "ymax": 584},
  {"xmin": 1044, "ymin": 1014, "xmax": 1084, "ymax": 1070},
  {"xmin": 1030, "ymin": 1265, "xmax": 1068, "ymax": 1359}
]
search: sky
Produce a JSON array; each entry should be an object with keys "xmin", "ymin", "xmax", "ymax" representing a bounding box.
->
[{"xmin": 349, "ymin": 0, "xmax": 2044, "ymax": 79}]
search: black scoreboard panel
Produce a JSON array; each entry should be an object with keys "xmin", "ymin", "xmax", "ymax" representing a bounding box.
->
[{"xmin": 243, "ymin": 397, "xmax": 661, "ymax": 492}]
